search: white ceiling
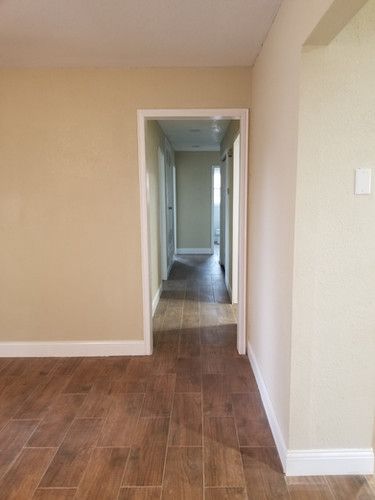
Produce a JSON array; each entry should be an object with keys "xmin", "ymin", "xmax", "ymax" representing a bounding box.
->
[
  {"xmin": 158, "ymin": 119, "xmax": 232, "ymax": 151},
  {"xmin": 0, "ymin": 0, "xmax": 281, "ymax": 67}
]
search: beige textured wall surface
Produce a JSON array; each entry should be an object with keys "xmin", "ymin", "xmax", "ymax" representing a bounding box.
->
[
  {"xmin": 176, "ymin": 151, "xmax": 220, "ymax": 249},
  {"xmin": 248, "ymin": 0, "xmax": 334, "ymax": 446},
  {"xmin": 145, "ymin": 120, "xmax": 166, "ymax": 301},
  {"xmin": 291, "ymin": 0, "xmax": 375, "ymax": 449},
  {"xmin": 220, "ymin": 121, "xmax": 240, "ymax": 290},
  {"xmin": 0, "ymin": 67, "xmax": 251, "ymax": 341}
]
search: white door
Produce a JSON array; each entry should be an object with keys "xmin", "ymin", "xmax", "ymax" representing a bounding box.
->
[{"xmin": 164, "ymin": 140, "xmax": 175, "ymax": 274}]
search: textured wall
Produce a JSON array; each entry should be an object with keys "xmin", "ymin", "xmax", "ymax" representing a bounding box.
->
[
  {"xmin": 145, "ymin": 120, "xmax": 167, "ymax": 301},
  {"xmin": 0, "ymin": 67, "xmax": 251, "ymax": 341},
  {"xmin": 248, "ymin": 0, "xmax": 334, "ymax": 446},
  {"xmin": 291, "ymin": 0, "xmax": 375, "ymax": 449}
]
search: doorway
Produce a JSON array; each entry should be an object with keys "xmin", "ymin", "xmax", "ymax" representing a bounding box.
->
[{"xmin": 138, "ymin": 109, "xmax": 249, "ymax": 355}]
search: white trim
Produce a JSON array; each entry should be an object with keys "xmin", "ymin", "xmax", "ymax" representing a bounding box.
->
[
  {"xmin": 0, "ymin": 341, "xmax": 146, "ymax": 357},
  {"xmin": 247, "ymin": 340, "xmax": 288, "ymax": 471},
  {"xmin": 232, "ymin": 134, "xmax": 240, "ymax": 305},
  {"xmin": 285, "ymin": 448, "xmax": 374, "ymax": 477},
  {"xmin": 176, "ymin": 248, "xmax": 213, "ymax": 255},
  {"xmin": 152, "ymin": 284, "xmax": 162, "ymax": 316},
  {"xmin": 247, "ymin": 340, "xmax": 375, "ymax": 477},
  {"xmin": 224, "ymin": 151, "xmax": 231, "ymax": 295},
  {"xmin": 137, "ymin": 111, "xmax": 153, "ymax": 355},
  {"xmin": 137, "ymin": 109, "xmax": 248, "ymax": 356},
  {"xmin": 211, "ymin": 165, "xmax": 215, "ymax": 254},
  {"xmin": 173, "ymin": 165, "xmax": 177, "ymax": 255},
  {"xmin": 158, "ymin": 146, "xmax": 168, "ymax": 281}
]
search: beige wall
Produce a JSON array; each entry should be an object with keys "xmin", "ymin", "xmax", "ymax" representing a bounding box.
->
[
  {"xmin": 220, "ymin": 120, "xmax": 240, "ymax": 291},
  {"xmin": 248, "ymin": 0, "xmax": 335, "ymax": 445},
  {"xmin": 175, "ymin": 151, "xmax": 220, "ymax": 250},
  {"xmin": 0, "ymin": 67, "xmax": 251, "ymax": 341},
  {"xmin": 291, "ymin": 0, "xmax": 375, "ymax": 449},
  {"xmin": 145, "ymin": 120, "xmax": 166, "ymax": 300}
]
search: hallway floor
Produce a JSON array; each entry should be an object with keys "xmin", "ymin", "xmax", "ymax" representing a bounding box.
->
[{"xmin": 0, "ymin": 253, "xmax": 373, "ymax": 498}]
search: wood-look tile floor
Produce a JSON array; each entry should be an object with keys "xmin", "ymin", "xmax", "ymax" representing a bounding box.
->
[{"xmin": 0, "ymin": 251, "xmax": 374, "ymax": 499}]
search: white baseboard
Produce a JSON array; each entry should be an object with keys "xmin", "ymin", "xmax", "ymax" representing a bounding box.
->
[
  {"xmin": 176, "ymin": 248, "xmax": 213, "ymax": 255},
  {"xmin": 247, "ymin": 341, "xmax": 288, "ymax": 471},
  {"xmin": 152, "ymin": 285, "xmax": 162, "ymax": 316},
  {"xmin": 247, "ymin": 341, "xmax": 374, "ymax": 476},
  {"xmin": 0, "ymin": 340, "xmax": 146, "ymax": 357},
  {"xmin": 285, "ymin": 448, "xmax": 374, "ymax": 476}
]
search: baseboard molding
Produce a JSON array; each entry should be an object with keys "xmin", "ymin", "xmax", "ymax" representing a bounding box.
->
[
  {"xmin": 152, "ymin": 285, "xmax": 162, "ymax": 316},
  {"xmin": 247, "ymin": 341, "xmax": 288, "ymax": 471},
  {"xmin": 247, "ymin": 341, "xmax": 375, "ymax": 476},
  {"xmin": 285, "ymin": 448, "xmax": 374, "ymax": 476},
  {"xmin": 0, "ymin": 340, "xmax": 146, "ymax": 357},
  {"xmin": 176, "ymin": 248, "xmax": 213, "ymax": 255}
]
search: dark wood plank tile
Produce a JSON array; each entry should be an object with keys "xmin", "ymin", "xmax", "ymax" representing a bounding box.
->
[
  {"xmin": 0, "ymin": 419, "xmax": 39, "ymax": 478},
  {"xmin": 225, "ymin": 373, "xmax": 257, "ymax": 393},
  {"xmin": 179, "ymin": 332, "xmax": 200, "ymax": 357},
  {"xmin": 27, "ymin": 393, "xmax": 86, "ymax": 447},
  {"xmin": 204, "ymin": 417, "xmax": 244, "ymax": 487},
  {"xmin": 205, "ymin": 487, "xmax": 247, "ymax": 499},
  {"xmin": 231, "ymin": 393, "xmax": 266, "ymax": 420},
  {"xmin": 141, "ymin": 375, "xmax": 176, "ymax": 418},
  {"xmin": 132, "ymin": 417, "xmax": 170, "ymax": 448},
  {"xmin": 15, "ymin": 361, "xmax": 79, "ymax": 420},
  {"xmin": 326, "ymin": 475, "xmax": 375, "ymax": 499},
  {"xmin": 235, "ymin": 418, "xmax": 275, "ymax": 447},
  {"xmin": 175, "ymin": 372, "xmax": 201, "ymax": 393},
  {"xmin": 33, "ymin": 489, "xmax": 77, "ymax": 499},
  {"xmin": 181, "ymin": 311, "xmax": 200, "ymax": 329},
  {"xmin": 161, "ymin": 447, "xmax": 203, "ymax": 499},
  {"xmin": 122, "ymin": 446, "xmax": 166, "ymax": 487},
  {"xmin": 75, "ymin": 447, "xmax": 129, "ymax": 499},
  {"xmin": 118, "ymin": 487, "xmax": 162, "ymax": 499},
  {"xmin": 63, "ymin": 358, "xmax": 103, "ymax": 394},
  {"xmin": 39, "ymin": 417, "xmax": 103, "ymax": 488},
  {"xmin": 0, "ymin": 373, "xmax": 50, "ymax": 424},
  {"xmin": 122, "ymin": 417, "xmax": 169, "ymax": 487},
  {"xmin": 99, "ymin": 393, "xmax": 144, "ymax": 447},
  {"xmin": 202, "ymin": 374, "xmax": 232, "ymax": 417},
  {"xmin": 241, "ymin": 447, "xmax": 289, "ymax": 499},
  {"xmin": 0, "ymin": 448, "xmax": 55, "ymax": 500},
  {"xmin": 169, "ymin": 393, "xmax": 202, "ymax": 446},
  {"xmin": 202, "ymin": 354, "xmax": 227, "ymax": 374},
  {"xmin": 286, "ymin": 476, "xmax": 334, "ymax": 499}
]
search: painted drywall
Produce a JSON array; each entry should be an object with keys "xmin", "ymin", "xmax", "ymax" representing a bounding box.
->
[
  {"xmin": 175, "ymin": 151, "xmax": 220, "ymax": 250},
  {"xmin": 145, "ymin": 120, "xmax": 167, "ymax": 301},
  {"xmin": 0, "ymin": 67, "xmax": 251, "ymax": 341},
  {"xmin": 291, "ymin": 0, "xmax": 375, "ymax": 449},
  {"xmin": 220, "ymin": 121, "xmax": 240, "ymax": 296},
  {"xmin": 248, "ymin": 0, "xmax": 335, "ymax": 446},
  {"xmin": 220, "ymin": 120, "xmax": 240, "ymax": 158}
]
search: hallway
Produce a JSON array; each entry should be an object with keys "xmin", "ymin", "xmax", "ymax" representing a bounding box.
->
[{"xmin": 0, "ymin": 255, "xmax": 373, "ymax": 497}]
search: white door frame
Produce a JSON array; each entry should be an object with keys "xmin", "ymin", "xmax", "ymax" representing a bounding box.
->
[
  {"xmin": 158, "ymin": 146, "xmax": 168, "ymax": 281},
  {"xmin": 232, "ymin": 133, "xmax": 240, "ymax": 304},
  {"xmin": 224, "ymin": 151, "xmax": 232, "ymax": 299},
  {"xmin": 137, "ymin": 108, "xmax": 249, "ymax": 355},
  {"xmin": 210, "ymin": 165, "xmax": 219, "ymax": 255}
]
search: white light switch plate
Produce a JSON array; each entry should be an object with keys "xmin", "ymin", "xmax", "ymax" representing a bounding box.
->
[{"xmin": 355, "ymin": 168, "xmax": 372, "ymax": 195}]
